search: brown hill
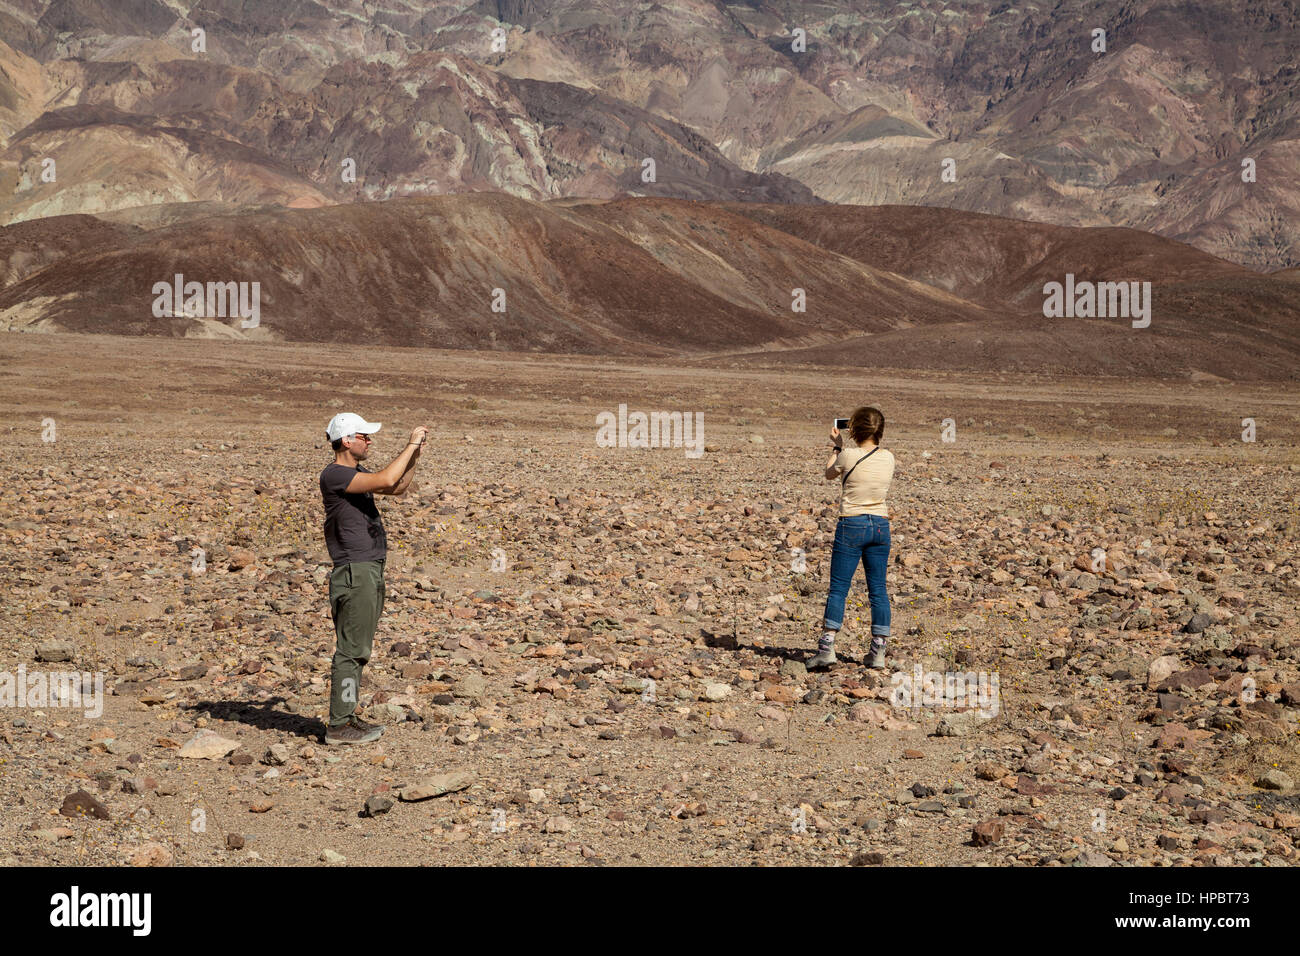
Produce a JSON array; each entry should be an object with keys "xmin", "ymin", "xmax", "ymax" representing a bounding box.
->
[
  {"xmin": 0, "ymin": 193, "xmax": 991, "ymax": 350},
  {"xmin": 718, "ymin": 204, "xmax": 1258, "ymax": 309},
  {"xmin": 2, "ymin": 194, "xmax": 1297, "ymax": 380},
  {"xmin": 740, "ymin": 280, "xmax": 1300, "ymax": 381},
  {"xmin": 0, "ymin": 210, "xmax": 139, "ymax": 288}
]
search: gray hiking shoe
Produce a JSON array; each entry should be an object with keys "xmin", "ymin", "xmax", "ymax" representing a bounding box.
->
[
  {"xmin": 324, "ymin": 717, "xmax": 382, "ymax": 746},
  {"xmin": 807, "ymin": 648, "xmax": 838, "ymax": 669},
  {"xmin": 866, "ymin": 638, "xmax": 888, "ymax": 669}
]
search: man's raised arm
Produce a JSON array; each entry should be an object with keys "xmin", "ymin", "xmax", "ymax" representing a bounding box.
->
[
  {"xmin": 383, "ymin": 444, "xmax": 421, "ymax": 496},
  {"xmin": 346, "ymin": 426, "xmax": 428, "ymax": 494}
]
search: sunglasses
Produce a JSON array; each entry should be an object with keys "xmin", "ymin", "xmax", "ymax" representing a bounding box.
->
[{"xmin": 350, "ymin": 433, "xmax": 374, "ymax": 443}]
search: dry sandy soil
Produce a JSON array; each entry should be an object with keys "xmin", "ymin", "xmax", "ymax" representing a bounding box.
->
[{"xmin": 1, "ymin": 333, "xmax": 1298, "ymax": 867}]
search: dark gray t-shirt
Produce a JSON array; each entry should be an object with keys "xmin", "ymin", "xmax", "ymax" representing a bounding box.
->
[{"xmin": 320, "ymin": 463, "xmax": 387, "ymax": 566}]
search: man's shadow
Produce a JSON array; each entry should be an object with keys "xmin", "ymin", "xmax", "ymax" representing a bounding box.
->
[{"xmin": 184, "ymin": 697, "xmax": 325, "ymax": 739}]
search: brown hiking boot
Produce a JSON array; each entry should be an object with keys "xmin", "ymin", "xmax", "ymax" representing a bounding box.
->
[
  {"xmin": 324, "ymin": 717, "xmax": 381, "ymax": 746},
  {"xmin": 351, "ymin": 714, "xmax": 384, "ymax": 735}
]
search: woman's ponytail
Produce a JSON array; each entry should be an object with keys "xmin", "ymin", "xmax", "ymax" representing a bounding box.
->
[{"xmin": 850, "ymin": 406, "xmax": 884, "ymax": 446}]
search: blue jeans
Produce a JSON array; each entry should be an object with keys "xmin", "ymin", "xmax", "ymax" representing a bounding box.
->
[{"xmin": 822, "ymin": 515, "xmax": 891, "ymax": 637}]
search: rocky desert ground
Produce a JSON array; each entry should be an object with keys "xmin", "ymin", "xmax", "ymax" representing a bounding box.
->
[{"xmin": 2, "ymin": 332, "xmax": 1297, "ymax": 867}]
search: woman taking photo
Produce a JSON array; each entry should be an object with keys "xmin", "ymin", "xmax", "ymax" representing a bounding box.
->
[{"xmin": 808, "ymin": 406, "xmax": 895, "ymax": 670}]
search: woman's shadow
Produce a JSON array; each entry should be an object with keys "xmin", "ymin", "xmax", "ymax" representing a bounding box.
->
[{"xmin": 702, "ymin": 627, "xmax": 865, "ymax": 667}]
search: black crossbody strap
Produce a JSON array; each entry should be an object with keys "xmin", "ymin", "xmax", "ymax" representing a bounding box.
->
[{"xmin": 840, "ymin": 447, "xmax": 878, "ymax": 486}]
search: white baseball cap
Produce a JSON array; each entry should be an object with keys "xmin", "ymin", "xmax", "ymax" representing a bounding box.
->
[{"xmin": 326, "ymin": 412, "xmax": 382, "ymax": 442}]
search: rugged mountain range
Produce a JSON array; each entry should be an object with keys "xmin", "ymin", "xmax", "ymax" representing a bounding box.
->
[{"xmin": 2, "ymin": 0, "xmax": 1298, "ymax": 270}]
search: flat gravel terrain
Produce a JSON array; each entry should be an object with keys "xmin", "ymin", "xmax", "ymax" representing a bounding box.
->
[{"xmin": 1, "ymin": 334, "xmax": 1297, "ymax": 867}]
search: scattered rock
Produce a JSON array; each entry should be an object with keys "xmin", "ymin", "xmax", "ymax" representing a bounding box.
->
[
  {"xmin": 34, "ymin": 640, "xmax": 75, "ymax": 662},
  {"xmin": 1146, "ymin": 655, "xmax": 1182, "ymax": 689},
  {"xmin": 399, "ymin": 771, "xmax": 475, "ymax": 801},
  {"xmin": 1074, "ymin": 849, "xmax": 1113, "ymax": 866},
  {"xmin": 778, "ymin": 659, "xmax": 807, "ymax": 680},
  {"xmin": 454, "ymin": 674, "xmax": 487, "ymax": 699},
  {"xmin": 178, "ymin": 730, "xmax": 241, "ymax": 760},
  {"xmin": 31, "ymin": 827, "xmax": 75, "ymax": 843},
  {"xmin": 702, "ymin": 683, "xmax": 731, "ymax": 702},
  {"xmin": 934, "ymin": 712, "xmax": 991, "ymax": 737},
  {"xmin": 972, "ymin": 820, "xmax": 1004, "ymax": 846},
  {"xmin": 227, "ymin": 549, "xmax": 256, "ymax": 570},
  {"xmin": 1256, "ymin": 769, "xmax": 1293, "ymax": 791},
  {"xmin": 59, "ymin": 790, "xmax": 109, "ymax": 820},
  {"xmin": 130, "ymin": 842, "xmax": 172, "ymax": 867},
  {"xmin": 849, "ymin": 851, "xmax": 886, "ymax": 865}
]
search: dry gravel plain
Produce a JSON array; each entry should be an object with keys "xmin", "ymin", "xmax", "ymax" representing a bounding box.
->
[{"xmin": 1, "ymin": 333, "xmax": 1298, "ymax": 867}]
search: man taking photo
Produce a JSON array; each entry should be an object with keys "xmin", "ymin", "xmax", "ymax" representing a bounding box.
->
[{"xmin": 319, "ymin": 412, "xmax": 427, "ymax": 745}]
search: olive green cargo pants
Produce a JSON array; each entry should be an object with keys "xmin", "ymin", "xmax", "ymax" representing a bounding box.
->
[{"xmin": 327, "ymin": 559, "xmax": 385, "ymax": 727}]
